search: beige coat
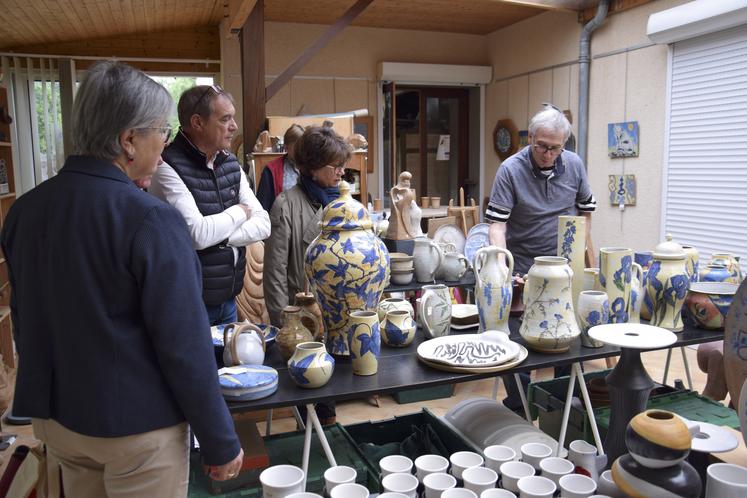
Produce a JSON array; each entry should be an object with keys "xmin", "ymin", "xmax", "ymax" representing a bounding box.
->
[{"xmin": 263, "ymin": 185, "xmax": 323, "ymax": 327}]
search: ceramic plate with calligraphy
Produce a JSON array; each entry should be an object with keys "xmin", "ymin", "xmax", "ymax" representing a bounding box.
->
[
  {"xmin": 418, "ymin": 344, "xmax": 528, "ymax": 374},
  {"xmin": 211, "ymin": 323, "xmax": 278, "ymax": 346},
  {"xmin": 417, "ymin": 332, "xmax": 520, "ymax": 367},
  {"xmin": 464, "ymin": 223, "xmax": 490, "ymax": 266},
  {"xmin": 433, "ymin": 224, "xmax": 467, "ymax": 255}
]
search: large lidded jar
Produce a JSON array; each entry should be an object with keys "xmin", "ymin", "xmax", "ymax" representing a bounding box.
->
[
  {"xmin": 645, "ymin": 234, "xmax": 689, "ymax": 332},
  {"xmin": 305, "ymin": 181, "xmax": 390, "ymax": 356}
]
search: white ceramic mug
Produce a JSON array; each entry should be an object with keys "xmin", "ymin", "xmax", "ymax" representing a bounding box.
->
[
  {"xmin": 484, "ymin": 445, "xmax": 516, "ymax": 473},
  {"xmin": 382, "ymin": 472, "xmax": 419, "ymax": 498},
  {"xmin": 559, "ymin": 473, "xmax": 597, "ymax": 498},
  {"xmin": 517, "ymin": 475, "xmax": 556, "ymax": 498},
  {"xmin": 380, "ymin": 454, "xmax": 414, "ymax": 478},
  {"xmin": 499, "ymin": 461, "xmax": 535, "ymax": 494},
  {"xmin": 706, "ymin": 463, "xmax": 747, "ymax": 498},
  {"xmin": 596, "ymin": 470, "xmax": 624, "ymax": 498},
  {"xmin": 538, "ymin": 457, "xmax": 574, "ymax": 486},
  {"xmin": 450, "ymin": 451, "xmax": 484, "ymax": 479},
  {"xmin": 416, "ymin": 454, "xmax": 450, "ymax": 481},
  {"xmin": 259, "ymin": 465, "xmax": 305, "ymax": 498},
  {"xmin": 423, "ymin": 471, "xmax": 458, "ymax": 498},
  {"xmin": 286, "ymin": 494, "xmax": 323, "ymax": 498},
  {"xmin": 323, "ymin": 465, "xmax": 356, "ymax": 493},
  {"xmin": 329, "ymin": 482, "xmax": 369, "ymax": 498},
  {"xmin": 442, "ymin": 488, "xmax": 478, "ymax": 498},
  {"xmin": 480, "ymin": 489, "xmax": 517, "ymax": 498},
  {"xmin": 462, "ymin": 466, "xmax": 498, "ymax": 495},
  {"xmin": 520, "ymin": 443, "xmax": 552, "ymax": 471},
  {"xmin": 378, "ymin": 493, "xmax": 410, "ymax": 498}
]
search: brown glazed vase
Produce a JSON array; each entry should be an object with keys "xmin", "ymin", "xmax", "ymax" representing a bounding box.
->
[
  {"xmin": 277, "ymin": 306, "xmax": 314, "ymax": 362},
  {"xmin": 294, "ymin": 291, "xmax": 326, "ymax": 343}
]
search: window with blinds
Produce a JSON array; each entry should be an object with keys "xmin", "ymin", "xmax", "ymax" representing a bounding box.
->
[{"xmin": 662, "ymin": 24, "xmax": 747, "ymax": 272}]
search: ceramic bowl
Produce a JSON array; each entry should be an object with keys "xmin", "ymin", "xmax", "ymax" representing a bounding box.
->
[
  {"xmin": 391, "ymin": 269, "xmax": 414, "ymax": 285},
  {"xmin": 684, "ymin": 282, "xmax": 738, "ymax": 330}
]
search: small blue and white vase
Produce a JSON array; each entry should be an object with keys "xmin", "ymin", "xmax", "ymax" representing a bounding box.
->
[
  {"xmin": 576, "ymin": 290, "xmax": 609, "ymax": 348},
  {"xmin": 380, "ymin": 310, "xmax": 416, "ymax": 347},
  {"xmin": 287, "ymin": 341, "xmax": 335, "ymax": 389}
]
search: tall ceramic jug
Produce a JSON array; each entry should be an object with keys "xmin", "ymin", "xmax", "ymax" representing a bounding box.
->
[
  {"xmin": 568, "ymin": 440, "xmax": 607, "ymax": 483},
  {"xmin": 305, "ymin": 181, "xmax": 390, "ymax": 357},
  {"xmin": 277, "ymin": 306, "xmax": 314, "ymax": 362},
  {"xmin": 646, "ymin": 235, "xmax": 689, "ymax": 332},
  {"xmin": 520, "ymin": 256, "xmax": 580, "ymax": 353},
  {"xmin": 474, "ymin": 246, "xmax": 514, "ymax": 334},
  {"xmin": 294, "ymin": 291, "xmax": 326, "ymax": 343},
  {"xmin": 557, "ymin": 215, "xmax": 586, "ymax": 310},
  {"xmin": 599, "ymin": 247, "xmax": 634, "ymax": 323},
  {"xmin": 413, "ymin": 237, "xmax": 443, "ymax": 283},
  {"xmin": 627, "ymin": 262, "xmax": 644, "ymax": 324},
  {"xmin": 417, "ymin": 284, "xmax": 451, "ymax": 339}
]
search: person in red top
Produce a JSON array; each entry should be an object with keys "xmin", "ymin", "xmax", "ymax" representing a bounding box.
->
[{"xmin": 256, "ymin": 124, "xmax": 304, "ymax": 211}]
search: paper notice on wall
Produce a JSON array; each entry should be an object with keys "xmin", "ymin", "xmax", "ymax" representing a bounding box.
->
[{"xmin": 436, "ymin": 135, "xmax": 450, "ymax": 161}]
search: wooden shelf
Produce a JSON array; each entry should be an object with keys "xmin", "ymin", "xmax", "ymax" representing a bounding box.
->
[
  {"xmin": 0, "ymin": 193, "xmax": 15, "ymax": 200},
  {"xmin": 0, "ymin": 142, "xmax": 11, "ymax": 148}
]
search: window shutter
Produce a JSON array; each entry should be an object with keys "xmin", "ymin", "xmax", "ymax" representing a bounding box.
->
[{"xmin": 663, "ymin": 25, "xmax": 747, "ymax": 272}]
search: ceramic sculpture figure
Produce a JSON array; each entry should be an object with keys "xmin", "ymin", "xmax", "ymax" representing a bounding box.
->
[
  {"xmin": 646, "ymin": 235, "xmax": 689, "ymax": 332},
  {"xmin": 557, "ymin": 215, "xmax": 586, "ymax": 310},
  {"xmin": 474, "ymin": 246, "xmax": 514, "ymax": 334},
  {"xmin": 305, "ymin": 181, "xmax": 390, "ymax": 356},
  {"xmin": 519, "ymin": 256, "xmax": 580, "ymax": 353},
  {"xmin": 386, "ymin": 171, "xmax": 417, "ymax": 240}
]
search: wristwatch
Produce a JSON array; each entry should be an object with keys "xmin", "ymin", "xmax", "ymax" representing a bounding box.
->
[{"xmin": 493, "ymin": 119, "xmax": 519, "ymax": 160}]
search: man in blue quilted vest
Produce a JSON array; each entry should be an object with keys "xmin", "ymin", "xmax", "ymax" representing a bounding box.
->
[{"xmin": 151, "ymin": 85, "xmax": 270, "ymax": 325}]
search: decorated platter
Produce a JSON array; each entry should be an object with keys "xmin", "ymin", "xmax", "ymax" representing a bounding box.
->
[
  {"xmin": 464, "ymin": 223, "xmax": 490, "ymax": 265},
  {"xmin": 417, "ymin": 332, "xmax": 520, "ymax": 367},
  {"xmin": 212, "ymin": 323, "xmax": 278, "ymax": 346},
  {"xmin": 418, "ymin": 345, "xmax": 528, "ymax": 374},
  {"xmin": 433, "ymin": 223, "xmax": 467, "ymax": 255}
]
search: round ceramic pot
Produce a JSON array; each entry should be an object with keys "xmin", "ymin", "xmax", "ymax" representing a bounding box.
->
[
  {"xmin": 625, "ymin": 410, "xmax": 692, "ymax": 468},
  {"xmin": 710, "ymin": 253, "xmax": 742, "ymax": 283},
  {"xmin": 277, "ymin": 306, "xmax": 315, "ymax": 362},
  {"xmin": 612, "ymin": 453, "xmax": 701, "ymax": 498},
  {"xmin": 681, "ymin": 245, "xmax": 699, "ymax": 283},
  {"xmin": 599, "ymin": 247, "xmax": 633, "ymax": 323},
  {"xmin": 576, "ymin": 291, "xmax": 609, "ymax": 348},
  {"xmin": 646, "ymin": 236, "xmax": 689, "ymax": 332},
  {"xmin": 380, "ymin": 309, "xmax": 416, "ymax": 347},
  {"xmin": 627, "ymin": 262, "xmax": 644, "ymax": 324},
  {"xmin": 305, "ymin": 181, "xmax": 390, "ymax": 357},
  {"xmin": 474, "ymin": 246, "xmax": 513, "ymax": 334},
  {"xmin": 418, "ymin": 284, "xmax": 452, "ymax": 339},
  {"xmin": 377, "ymin": 297, "xmax": 415, "ymax": 321},
  {"xmin": 685, "ymin": 282, "xmax": 738, "ymax": 330},
  {"xmin": 347, "ymin": 310, "xmax": 380, "ymax": 375},
  {"xmin": 557, "ymin": 215, "xmax": 586, "ymax": 310},
  {"xmin": 699, "ymin": 263, "xmax": 734, "ymax": 283},
  {"xmin": 294, "ymin": 292, "xmax": 326, "ymax": 343},
  {"xmin": 287, "ymin": 341, "xmax": 335, "ymax": 389},
  {"xmin": 520, "ymin": 256, "xmax": 580, "ymax": 353},
  {"xmin": 222, "ymin": 322, "xmax": 266, "ymax": 366}
]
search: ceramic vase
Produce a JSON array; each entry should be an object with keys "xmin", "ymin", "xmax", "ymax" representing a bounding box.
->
[
  {"xmin": 709, "ymin": 253, "xmax": 742, "ymax": 283},
  {"xmin": 627, "ymin": 262, "xmax": 644, "ymax": 324},
  {"xmin": 576, "ymin": 291, "xmax": 609, "ymax": 348},
  {"xmin": 222, "ymin": 322, "xmax": 266, "ymax": 366},
  {"xmin": 599, "ymin": 247, "xmax": 633, "ymax": 324},
  {"xmin": 646, "ymin": 235, "xmax": 689, "ymax": 332},
  {"xmin": 682, "ymin": 245, "xmax": 699, "ymax": 283},
  {"xmin": 582, "ymin": 268, "xmax": 599, "ymax": 292},
  {"xmin": 277, "ymin": 306, "xmax": 315, "ymax": 362},
  {"xmin": 557, "ymin": 215, "xmax": 586, "ymax": 310},
  {"xmin": 413, "ymin": 237, "xmax": 443, "ymax": 283},
  {"xmin": 724, "ymin": 279, "xmax": 747, "ymax": 412},
  {"xmin": 520, "ymin": 256, "xmax": 580, "ymax": 353},
  {"xmin": 305, "ymin": 181, "xmax": 390, "ymax": 357},
  {"xmin": 381, "ymin": 309, "xmax": 416, "ymax": 347},
  {"xmin": 474, "ymin": 246, "xmax": 514, "ymax": 334},
  {"xmin": 294, "ymin": 291, "xmax": 326, "ymax": 343},
  {"xmin": 348, "ymin": 310, "xmax": 380, "ymax": 375},
  {"xmin": 287, "ymin": 341, "xmax": 335, "ymax": 388},
  {"xmin": 699, "ymin": 263, "xmax": 734, "ymax": 283},
  {"xmin": 377, "ymin": 297, "xmax": 414, "ymax": 321},
  {"xmin": 418, "ymin": 284, "xmax": 452, "ymax": 339}
]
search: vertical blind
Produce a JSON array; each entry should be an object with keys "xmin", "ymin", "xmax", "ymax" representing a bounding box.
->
[{"xmin": 663, "ymin": 24, "xmax": 747, "ymax": 272}]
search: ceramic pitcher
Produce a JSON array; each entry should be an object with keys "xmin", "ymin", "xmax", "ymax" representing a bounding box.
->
[
  {"xmin": 520, "ymin": 256, "xmax": 580, "ymax": 353},
  {"xmin": 348, "ymin": 310, "xmax": 380, "ymax": 375},
  {"xmin": 557, "ymin": 215, "xmax": 586, "ymax": 310},
  {"xmin": 223, "ymin": 322, "xmax": 266, "ymax": 366},
  {"xmin": 568, "ymin": 440, "xmax": 607, "ymax": 483},
  {"xmin": 418, "ymin": 284, "xmax": 452, "ymax": 339},
  {"xmin": 413, "ymin": 237, "xmax": 443, "ymax": 283},
  {"xmin": 277, "ymin": 306, "xmax": 314, "ymax": 362},
  {"xmin": 442, "ymin": 252, "xmax": 470, "ymax": 282},
  {"xmin": 287, "ymin": 341, "xmax": 335, "ymax": 389},
  {"xmin": 474, "ymin": 246, "xmax": 514, "ymax": 334},
  {"xmin": 599, "ymin": 247, "xmax": 634, "ymax": 323},
  {"xmin": 435, "ymin": 242, "xmax": 456, "ymax": 279},
  {"xmin": 294, "ymin": 291, "xmax": 326, "ymax": 343},
  {"xmin": 646, "ymin": 235, "xmax": 689, "ymax": 332},
  {"xmin": 627, "ymin": 262, "xmax": 644, "ymax": 324}
]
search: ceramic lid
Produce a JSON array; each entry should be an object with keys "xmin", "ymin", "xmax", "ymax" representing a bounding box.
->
[
  {"xmin": 653, "ymin": 234, "xmax": 686, "ymax": 260},
  {"xmin": 319, "ymin": 180, "xmax": 372, "ymax": 231}
]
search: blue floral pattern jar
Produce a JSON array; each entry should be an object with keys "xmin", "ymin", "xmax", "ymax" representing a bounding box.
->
[{"xmin": 645, "ymin": 235, "xmax": 689, "ymax": 332}]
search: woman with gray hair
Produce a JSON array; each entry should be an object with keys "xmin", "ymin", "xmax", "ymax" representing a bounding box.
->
[{"xmin": 0, "ymin": 61, "xmax": 243, "ymax": 497}]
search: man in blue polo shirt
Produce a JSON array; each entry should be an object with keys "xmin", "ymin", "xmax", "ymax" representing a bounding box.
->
[{"xmin": 486, "ymin": 105, "xmax": 596, "ymax": 414}]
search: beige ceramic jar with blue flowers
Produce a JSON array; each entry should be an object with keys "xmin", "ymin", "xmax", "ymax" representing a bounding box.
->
[
  {"xmin": 645, "ymin": 235, "xmax": 689, "ymax": 332},
  {"xmin": 599, "ymin": 247, "xmax": 634, "ymax": 323},
  {"xmin": 287, "ymin": 341, "xmax": 335, "ymax": 388},
  {"xmin": 348, "ymin": 310, "xmax": 380, "ymax": 375}
]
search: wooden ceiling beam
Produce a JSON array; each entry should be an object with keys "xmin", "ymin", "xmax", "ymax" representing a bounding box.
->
[
  {"xmin": 265, "ymin": 0, "xmax": 375, "ymax": 101},
  {"xmin": 228, "ymin": 0, "xmax": 259, "ymax": 35}
]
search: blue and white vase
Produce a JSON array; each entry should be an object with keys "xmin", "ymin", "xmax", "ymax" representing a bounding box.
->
[
  {"xmin": 599, "ymin": 247, "xmax": 634, "ymax": 323},
  {"xmin": 699, "ymin": 263, "xmax": 733, "ymax": 283},
  {"xmin": 576, "ymin": 290, "xmax": 609, "ymax": 348},
  {"xmin": 348, "ymin": 310, "xmax": 380, "ymax": 375},
  {"xmin": 645, "ymin": 235, "xmax": 689, "ymax": 332},
  {"xmin": 305, "ymin": 181, "xmax": 390, "ymax": 357},
  {"xmin": 627, "ymin": 262, "xmax": 644, "ymax": 324},
  {"xmin": 287, "ymin": 341, "xmax": 335, "ymax": 389},
  {"xmin": 474, "ymin": 246, "xmax": 513, "ymax": 334},
  {"xmin": 380, "ymin": 309, "xmax": 416, "ymax": 347},
  {"xmin": 709, "ymin": 253, "xmax": 742, "ymax": 283},
  {"xmin": 682, "ymin": 245, "xmax": 699, "ymax": 283},
  {"xmin": 557, "ymin": 215, "xmax": 586, "ymax": 310}
]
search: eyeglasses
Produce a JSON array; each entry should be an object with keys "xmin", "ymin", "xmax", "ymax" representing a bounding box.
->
[
  {"xmin": 191, "ymin": 85, "xmax": 224, "ymax": 117},
  {"xmin": 541, "ymin": 102, "xmax": 561, "ymax": 112},
  {"xmin": 532, "ymin": 143, "xmax": 564, "ymax": 155},
  {"xmin": 138, "ymin": 126, "xmax": 173, "ymax": 143},
  {"xmin": 324, "ymin": 164, "xmax": 345, "ymax": 173}
]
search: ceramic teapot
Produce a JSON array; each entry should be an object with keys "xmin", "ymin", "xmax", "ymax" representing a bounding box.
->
[
  {"xmin": 442, "ymin": 252, "xmax": 470, "ymax": 282},
  {"xmin": 223, "ymin": 321, "xmax": 266, "ymax": 366}
]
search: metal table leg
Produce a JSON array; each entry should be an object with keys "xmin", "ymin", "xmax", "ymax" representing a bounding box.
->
[
  {"xmin": 306, "ymin": 403, "xmax": 338, "ymax": 467},
  {"xmin": 663, "ymin": 347, "xmax": 673, "ymax": 385},
  {"xmin": 555, "ymin": 363, "xmax": 578, "ymax": 456},
  {"xmin": 573, "ymin": 363, "xmax": 604, "ymax": 456},
  {"xmin": 266, "ymin": 409, "xmax": 273, "ymax": 436},
  {"xmin": 301, "ymin": 408, "xmax": 314, "ymax": 487},
  {"xmin": 680, "ymin": 346, "xmax": 693, "ymax": 390},
  {"xmin": 513, "ymin": 373, "xmax": 532, "ymax": 421}
]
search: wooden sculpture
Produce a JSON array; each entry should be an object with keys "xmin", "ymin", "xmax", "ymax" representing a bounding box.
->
[
  {"xmin": 386, "ymin": 171, "xmax": 417, "ymax": 240},
  {"xmin": 236, "ymin": 241, "xmax": 270, "ymax": 324}
]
